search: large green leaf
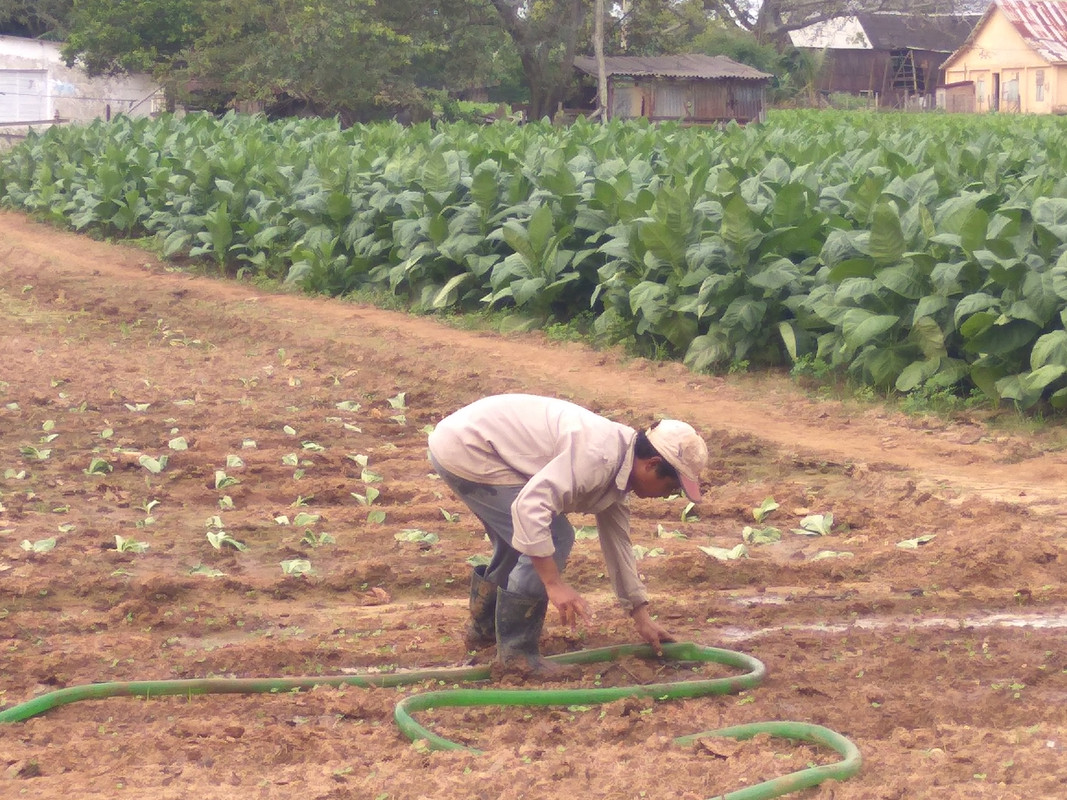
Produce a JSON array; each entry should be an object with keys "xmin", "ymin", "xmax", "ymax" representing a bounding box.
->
[
  {"xmin": 866, "ymin": 202, "xmax": 904, "ymax": 264},
  {"xmin": 841, "ymin": 310, "xmax": 899, "ymax": 350}
]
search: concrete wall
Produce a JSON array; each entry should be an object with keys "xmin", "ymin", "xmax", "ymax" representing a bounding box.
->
[
  {"xmin": 0, "ymin": 35, "xmax": 163, "ymax": 127},
  {"xmin": 943, "ymin": 9, "xmax": 1066, "ymax": 113}
]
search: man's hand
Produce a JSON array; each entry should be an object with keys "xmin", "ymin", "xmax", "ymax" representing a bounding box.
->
[
  {"xmin": 544, "ymin": 581, "xmax": 593, "ymax": 628},
  {"xmin": 631, "ymin": 603, "xmax": 675, "ymax": 656},
  {"xmin": 531, "ymin": 555, "xmax": 592, "ymax": 628}
]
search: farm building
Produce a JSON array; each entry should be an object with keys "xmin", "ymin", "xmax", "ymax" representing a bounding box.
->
[
  {"xmin": 571, "ymin": 54, "xmax": 772, "ymax": 125},
  {"xmin": 788, "ymin": 13, "xmax": 979, "ymax": 109},
  {"xmin": 940, "ymin": 0, "xmax": 1067, "ymax": 113},
  {"xmin": 0, "ymin": 35, "xmax": 163, "ymax": 133}
]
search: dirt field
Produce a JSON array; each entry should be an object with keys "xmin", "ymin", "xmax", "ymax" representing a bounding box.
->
[{"xmin": 2, "ymin": 209, "xmax": 1067, "ymax": 799}]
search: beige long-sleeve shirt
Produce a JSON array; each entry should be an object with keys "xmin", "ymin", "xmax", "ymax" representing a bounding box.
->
[{"xmin": 427, "ymin": 394, "xmax": 648, "ymax": 611}]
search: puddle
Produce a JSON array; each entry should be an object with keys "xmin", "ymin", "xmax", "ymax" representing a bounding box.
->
[{"xmin": 717, "ymin": 609, "xmax": 1067, "ymax": 643}]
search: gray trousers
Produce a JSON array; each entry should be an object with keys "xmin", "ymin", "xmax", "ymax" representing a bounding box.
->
[{"xmin": 430, "ymin": 454, "xmax": 575, "ymax": 600}]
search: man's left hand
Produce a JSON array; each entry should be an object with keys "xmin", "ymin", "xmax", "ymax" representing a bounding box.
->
[{"xmin": 631, "ymin": 603, "xmax": 675, "ymax": 656}]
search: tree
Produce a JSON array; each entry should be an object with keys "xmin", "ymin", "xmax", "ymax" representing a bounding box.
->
[
  {"xmin": 488, "ymin": 0, "xmax": 589, "ymax": 120},
  {"xmin": 61, "ymin": 0, "xmax": 205, "ymax": 75},
  {"xmin": 0, "ymin": 0, "xmax": 72, "ymax": 38}
]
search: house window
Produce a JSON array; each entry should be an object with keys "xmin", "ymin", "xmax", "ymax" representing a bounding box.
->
[
  {"xmin": 976, "ymin": 77, "xmax": 986, "ymax": 109},
  {"xmin": 1036, "ymin": 69, "xmax": 1045, "ymax": 102}
]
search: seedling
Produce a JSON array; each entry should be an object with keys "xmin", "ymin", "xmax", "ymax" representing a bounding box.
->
[
  {"xmin": 367, "ymin": 510, "xmax": 387, "ymax": 524},
  {"xmin": 218, "ymin": 495, "xmax": 234, "ymax": 510},
  {"xmin": 214, "ymin": 470, "xmax": 240, "ymax": 489},
  {"xmin": 347, "ymin": 453, "xmax": 369, "ymax": 467},
  {"xmin": 20, "ymin": 446, "xmax": 51, "ymax": 461},
  {"xmin": 387, "ymin": 392, "xmax": 407, "ymax": 410},
  {"xmin": 137, "ymin": 499, "xmax": 160, "ymax": 515},
  {"xmin": 206, "ymin": 531, "xmax": 248, "ymax": 551},
  {"xmin": 168, "ymin": 437, "xmax": 188, "ymax": 450},
  {"xmin": 361, "ymin": 468, "xmax": 383, "ymax": 484},
  {"xmin": 575, "ymin": 525, "xmax": 599, "ymax": 540},
  {"xmin": 226, "ymin": 455, "xmax": 245, "ymax": 468},
  {"xmin": 301, "ymin": 441, "xmax": 324, "ymax": 452},
  {"xmin": 440, "ymin": 508, "xmax": 459, "ymax": 523},
  {"xmin": 897, "ymin": 534, "xmax": 937, "ymax": 549},
  {"xmin": 792, "ymin": 513, "xmax": 834, "ymax": 536},
  {"xmin": 125, "ymin": 403, "xmax": 151, "ymax": 412},
  {"xmin": 351, "ymin": 487, "xmax": 380, "ymax": 506},
  {"xmin": 681, "ymin": 502, "xmax": 699, "ymax": 522},
  {"xmin": 85, "ymin": 458, "xmax": 112, "ymax": 475},
  {"xmin": 698, "ymin": 544, "xmax": 748, "ymax": 560},
  {"xmin": 291, "ymin": 495, "xmax": 314, "ymax": 507},
  {"xmin": 811, "ymin": 550, "xmax": 854, "ymax": 560},
  {"xmin": 753, "ymin": 497, "xmax": 779, "ymax": 522},
  {"xmin": 632, "ymin": 545, "xmax": 665, "ymax": 559},
  {"xmin": 280, "ymin": 559, "xmax": 313, "ymax": 576},
  {"xmin": 21, "ymin": 538, "xmax": 56, "ymax": 553},
  {"xmin": 282, "ymin": 453, "xmax": 299, "ymax": 466},
  {"xmin": 336, "ymin": 401, "xmax": 361, "ymax": 411},
  {"xmin": 138, "ymin": 454, "xmax": 168, "ymax": 474},
  {"xmin": 394, "ymin": 529, "xmax": 438, "ymax": 545},
  {"xmin": 293, "ymin": 512, "xmax": 320, "ymax": 527},
  {"xmin": 114, "ymin": 535, "xmax": 149, "ymax": 553},
  {"xmin": 742, "ymin": 526, "xmax": 782, "ymax": 545},
  {"xmin": 656, "ymin": 524, "xmax": 686, "ymax": 539},
  {"xmin": 283, "ymin": 425, "xmax": 297, "ymax": 435},
  {"xmin": 301, "ymin": 530, "xmax": 335, "ymax": 547},
  {"xmin": 466, "ymin": 554, "xmax": 491, "ymax": 567}
]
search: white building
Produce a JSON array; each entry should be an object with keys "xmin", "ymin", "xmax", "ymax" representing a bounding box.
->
[{"xmin": 0, "ymin": 34, "xmax": 164, "ymax": 129}]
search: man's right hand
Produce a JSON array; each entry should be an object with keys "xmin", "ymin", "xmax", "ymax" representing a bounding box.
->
[
  {"xmin": 531, "ymin": 555, "xmax": 592, "ymax": 628},
  {"xmin": 544, "ymin": 581, "xmax": 593, "ymax": 628}
]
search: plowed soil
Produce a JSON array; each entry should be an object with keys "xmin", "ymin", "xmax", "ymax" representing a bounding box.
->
[{"xmin": 2, "ymin": 209, "xmax": 1067, "ymax": 799}]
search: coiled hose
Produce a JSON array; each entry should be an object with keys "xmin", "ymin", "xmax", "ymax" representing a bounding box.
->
[{"xmin": 0, "ymin": 642, "xmax": 860, "ymax": 800}]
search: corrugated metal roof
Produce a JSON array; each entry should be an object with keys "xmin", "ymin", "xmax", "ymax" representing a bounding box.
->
[
  {"xmin": 789, "ymin": 13, "xmax": 979, "ymax": 52},
  {"xmin": 999, "ymin": 0, "xmax": 1067, "ymax": 62},
  {"xmin": 856, "ymin": 13, "xmax": 980, "ymax": 52},
  {"xmin": 572, "ymin": 54, "xmax": 771, "ymax": 81}
]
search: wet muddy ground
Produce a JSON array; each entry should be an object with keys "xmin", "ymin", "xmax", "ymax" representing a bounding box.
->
[{"xmin": 2, "ymin": 211, "xmax": 1067, "ymax": 798}]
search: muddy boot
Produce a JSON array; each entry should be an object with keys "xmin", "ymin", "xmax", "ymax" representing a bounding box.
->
[
  {"xmin": 464, "ymin": 564, "xmax": 497, "ymax": 651},
  {"xmin": 492, "ymin": 586, "xmax": 578, "ymax": 680}
]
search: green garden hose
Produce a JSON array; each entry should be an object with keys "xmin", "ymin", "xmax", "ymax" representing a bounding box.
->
[{"xmin": 0, "ymin": 642, "xmax": 860, "ymax": 799}]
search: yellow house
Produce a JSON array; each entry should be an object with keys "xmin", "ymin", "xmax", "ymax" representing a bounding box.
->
[{"xmin": 941, "ymin": 0, "xmax": 1067, "ymax": 113}]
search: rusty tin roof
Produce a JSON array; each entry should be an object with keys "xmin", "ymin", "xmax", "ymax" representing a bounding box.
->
[
  {"xmin": 572, "ymin": 54, "xmax": 772, "ymax": 82},
  {"xmin": 949, "ymin": 0, "xmax": 1067, "ymax": 66}
]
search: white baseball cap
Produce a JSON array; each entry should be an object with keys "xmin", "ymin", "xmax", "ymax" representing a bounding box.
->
[{"xmin": 645, "ymin": 419, "xmax": 708, "ymax": 502}]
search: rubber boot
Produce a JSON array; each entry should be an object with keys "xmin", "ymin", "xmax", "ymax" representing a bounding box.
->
[
  {"xmin": 492, "ymin": 586, "xmax": 577, "ymax": 680},
  {"xmin": 464, "ymin": 564, "xmax": 497, "ymax": 651}
]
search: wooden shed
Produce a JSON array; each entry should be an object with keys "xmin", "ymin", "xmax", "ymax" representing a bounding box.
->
[
  {"xmin": 789, "ymin": 13, "xmax": 979, "ymax": 109},
  {"xmin": 571, "ymin": 54, "xmax": 772, "ymax": 125}
]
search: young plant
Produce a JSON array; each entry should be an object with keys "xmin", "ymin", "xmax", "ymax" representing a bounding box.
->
[
  {"xmin": 214, "ymin": 470, "xmax": 240, "ymax": 489},
  {"xmin": 138, "ymin": 454, "xmax": 168, "ymax": 474},
  {"xmin": 351, "ymin": 487, "xmax": 380, "ymax": 506},
  {"xmin": 792, "ymin": 513, "xmax": 834, "ymax": 536},
  {"xmin": 301, "ymin": 530, "xmax": 335, "ymax": 547},
  {"xmin": 21, "ymin": 538, "xmax": 56, "ymax": 553},
  {"xmin": 753, "ymin": 497, "xmax": 779, "ymax": 523},
  {"xmin": 280, "ymin": 559, "xmax": 313, "ymax": 576},
  {"xmin": 206, "ymin": 530, "xmax": 249, "ymax": 551},
  {"xmin": 114, "ymin": 535, "xmax": 149, "ymax": 553},
  {"xmin": 84, "ymin": 457, "xmax": 112, "ymax": 475}
]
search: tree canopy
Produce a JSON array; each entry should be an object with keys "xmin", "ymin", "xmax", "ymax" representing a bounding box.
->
[{"xmin": 4, "ymin": 0, "xmax": 986, "ymax": 121}]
